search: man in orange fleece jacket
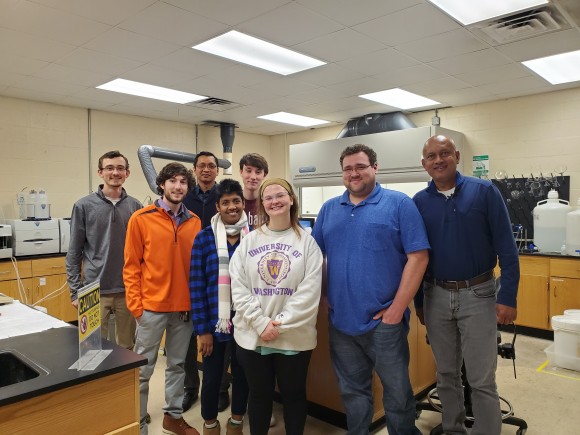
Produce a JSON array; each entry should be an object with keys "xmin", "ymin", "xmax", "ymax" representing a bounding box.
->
[{"xmin": 124, "ymin": 162, "xmax": 201, "ymax": 435}]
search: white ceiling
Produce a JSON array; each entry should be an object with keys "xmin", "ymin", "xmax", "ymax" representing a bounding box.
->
[{"xmin": 1, "ymin": 0, "xmax": 579, "ymax": 135}]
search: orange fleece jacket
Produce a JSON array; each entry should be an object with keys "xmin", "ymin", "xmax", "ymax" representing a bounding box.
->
[{"xmin": 124, "ymin": 203, "xmax": 201, "ymax": 318}]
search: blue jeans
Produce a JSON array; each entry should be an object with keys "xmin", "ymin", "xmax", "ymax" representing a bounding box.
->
[
  {"xmin": 423, "ymin": 279, "xmax": 501, "ymax": 435},
  {"xmin": 329, "ymin": 320, "xmax": 421, "ymax": 435},
  {"xmin": 201, "ymin": 338, "xmax": 248, "ymax": 420}
]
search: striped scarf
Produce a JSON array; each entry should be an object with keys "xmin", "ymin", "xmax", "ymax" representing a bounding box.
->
[{"xmin": 211, "ymin": 211, "xmax": 249, "ymax": 334}]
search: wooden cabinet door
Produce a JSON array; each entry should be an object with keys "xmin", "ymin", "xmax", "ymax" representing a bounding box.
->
[
  {"xmin": 0, "ymin": 278, "xmax": 33, "ymax": 304},
  {"xmin": 516, "ymin": 257, "xmax": 550, "ymax": 330},
  {"xmin": 550, "ymin": 277, "xmax": 580, "ymax": 318},
  {"xmin": 33, "ymin": 274, "xmax": 77, "ymax": 322}
]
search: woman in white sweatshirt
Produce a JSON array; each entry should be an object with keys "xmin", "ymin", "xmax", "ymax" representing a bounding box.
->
[{"xmin": 230, "ymin": 178, "xmax": 322, "ymax": 435}]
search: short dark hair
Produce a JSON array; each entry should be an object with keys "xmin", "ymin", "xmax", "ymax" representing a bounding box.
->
[
  {"xmin": 215, "ymin": 178, "xmax": 244, "ymax": 203},
  {"xmin": 239, "ymin": 153, "xmax": 269, "ymax": 175},
  {"xmin": 156, "ymin": 162, "xmax": 195, "ymax": 195},
  {"xmin": 98, "ymin": 150, "xmax": 129, "ymax": 170},
  {"xmin": 339, "ymin": 144, "xmax": 377, "ymax": 167},
  {"xmin": 193, "ymin": 151, "xmax": 218, "ymax": 168}
]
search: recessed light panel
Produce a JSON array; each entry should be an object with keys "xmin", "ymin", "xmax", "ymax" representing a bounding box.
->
[
  {"xmin": 522, "ymin": 50, "xmax": 580, "ymax": 85},
  {"xmin": 359, "ymin": 89, "xmax": 440, "ymax": 110},
  {"xmin": 258, "ymin": 112, "xmax": 330, "ymax": 127},
  {"xmin": 97, "ymin": 79, "xmax": 206, "ymax": 104},
  {"xmin": 193, "ymin": 30, "xmax": 325, "ymax": 75},
  {"xmin": 426, "ymin": 0, "xmax": 549, "ymax": 25}
]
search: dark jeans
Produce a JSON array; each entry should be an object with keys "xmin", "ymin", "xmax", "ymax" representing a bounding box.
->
[
  {"xmin": 184, "ymin": 333, "xmax": 200, "ymax": 392},
  {"xmin": 329, "ymin": 321, "xmax": 420, "ymax": 435},
  {"xmin": 237, "ymin": 345, "xmax": 312, "ymax": 435},
  {"xmin": 201, "ymin": 338, "xmax": 248, "ymax": 420}
]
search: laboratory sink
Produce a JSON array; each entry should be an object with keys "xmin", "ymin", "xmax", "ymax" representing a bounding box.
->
[{"xmin": 0, "ymin": 350, "xmax": 48, "ymax": 388}]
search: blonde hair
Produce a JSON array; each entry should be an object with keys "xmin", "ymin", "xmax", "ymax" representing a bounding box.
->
[{"xmin": 257, "ymin": 178, "xmax": 301, "ymax": 238}]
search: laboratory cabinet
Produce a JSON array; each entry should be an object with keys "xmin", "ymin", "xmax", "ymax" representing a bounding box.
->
[
  {"xmin": 0, "ymin": 256, "xmax": 76, "ymax": 322},
  {"xmin": 514, "ymin": 255, "xmax": 580, "ymax": 330}
]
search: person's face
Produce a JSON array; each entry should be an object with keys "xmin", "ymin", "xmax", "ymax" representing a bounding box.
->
[
  {"xmin": 341, "ymin": 152, "xmax": 377, "ymax": 198},
  {"xmin": 261, "ymin": 184, "xmax": 293, "ymax": 219},
  {"xmin": 421, "ymin": 138, "xmax": 460, "ymax": 186},
  {"xmin": 194, "ymin": 155, "xmax": 218, "ymax": 186},
  {"xmin": 159, "ymin": 174, "xmax": 188, "ymax": 205},
  {"xmin": 240, "ymin": 164, "xmax": 266, "ymax": 194},
  {"xmin": 216, "ymin": 192, "xmax": 244, "ymax": 225},
  {"xmin": 98, "ymin": 157, "xmax": 129, "ymax": 188}
]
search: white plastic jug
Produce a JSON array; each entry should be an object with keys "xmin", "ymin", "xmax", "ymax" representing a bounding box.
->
[
  {"xmin": 26, "ymin": 189, "xmax": 37, "ymax": 219},
  {"xmin": 533, "ymin": 190, "xmax": 571, "ymax": 253},
  {"xmin": 566, "ymin": 198, "xmax": 580, "ymax": 256},
  {"xmin": 35, "ymin": 189, "xmax": 50, "ymax": 219}
]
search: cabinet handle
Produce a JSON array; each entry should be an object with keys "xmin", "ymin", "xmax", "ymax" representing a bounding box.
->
[
  {"xmin": 553, "ymin": 285, "xmax": 557, "ymax": 298},
  {"xmin": 0, "ymin": 271, "xmax": 9, "ymax": 275},
  {"xmin": 51, "ymin": 265, "xmax": 64, "ymax": 269}
]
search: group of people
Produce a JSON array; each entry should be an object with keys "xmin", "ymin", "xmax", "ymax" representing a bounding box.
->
[{"xmin": 66, "ymin": 133, "xmax": 519, "ymax": 435}]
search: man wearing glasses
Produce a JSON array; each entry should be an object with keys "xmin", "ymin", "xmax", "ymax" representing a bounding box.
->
[
  {"xmin": 312, "ymin": 144, "xmax": 429, "ymax": 435},
  {"xmin": 182, "ymin": 151, "xmax": 221, "ymax": 412},
  {"xmin": 66, "ymin": 150, "xmax": 142, "ymax": 349}
]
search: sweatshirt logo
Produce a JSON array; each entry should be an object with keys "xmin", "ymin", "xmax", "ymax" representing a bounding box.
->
[{"xmin": 258, "ymin": 251, "xmax": 290, "ymax": 286}]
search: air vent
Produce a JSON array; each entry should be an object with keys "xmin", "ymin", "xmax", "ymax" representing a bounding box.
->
[
  {"xmin": 469, "ymin": 4, "xmax": 571, "ymax": 45},
  {"xmin": 186, "ymin": 97, "xmax": 241, "ymax": 112}
]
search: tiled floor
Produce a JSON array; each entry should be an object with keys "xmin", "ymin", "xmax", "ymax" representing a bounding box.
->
[{"xmin": 145, "ymin": 333, "xmax": 580, "ymax": 434}]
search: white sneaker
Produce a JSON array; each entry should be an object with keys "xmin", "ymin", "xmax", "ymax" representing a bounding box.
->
[{"xmin": 270, "ymin": 415, "xmax": 277, "ymax": 427}]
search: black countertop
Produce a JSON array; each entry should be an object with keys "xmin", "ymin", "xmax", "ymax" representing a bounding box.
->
[{"xmin": 0, "ymin": 326, "xmax": 146, "ymax": 407}]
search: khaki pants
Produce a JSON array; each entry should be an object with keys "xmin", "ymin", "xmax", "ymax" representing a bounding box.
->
[{"xmin": 100, "ymin": 292, "xmax": 136, "ymax": 349}]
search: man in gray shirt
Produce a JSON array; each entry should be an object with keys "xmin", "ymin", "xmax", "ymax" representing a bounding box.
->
[{"xmin": 66, "ymin": 150, "xmax": 142, "ymax": 349}]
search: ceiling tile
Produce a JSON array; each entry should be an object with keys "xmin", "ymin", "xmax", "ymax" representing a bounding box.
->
[
  {"xmin": 0, "ymin": 0, "xmax": 111, "ymax": 45},
  {"xmin": 353, "ymin": 3, "xmax": 459, "ymax": 46},
  {"xmin": 427, "ymin": 49, "xmax": 512, "ymax": 75},
  {"xmin": 0, "ymin": 27, "xmax": 75, "ymax": 62},
  {"xmin": 373, "ymin": 64, "xmax": 447, "ymax": 87},
  {"xmin": 396, "ymin": 29, "xmax": 488, "ymax": 63},
  {"xmin": 292, "ymin": 63, "xmax": 365, "ymax": 87},
  {"xmin": 32, "ymin": 64, "xmax": 109, "ymax": 87},
  {"xmin": 237, "ymin": 2, "xmax": 343, "ymax": 47},
  {"xmin": 496, "ymin": 29, "xmax": 580, "ymax": 62},
  {"xmin": 84, "ymin": 27, "xmax": 180, "ymax": 63},
  {"xmin": 337, "ymin": 48, "xmax": 420, "ymax": 76},
  {"xmin": 119, "ymin": 2, "xmax": 229, "ymax": 46},
  {"xmin": 56, "ymin": 48, "xmax": 143, "ymax": 76},
  {"xmin": 455, "ymin": 63, "xmax": 532, "ymax": 86},
  {"xmin": 480, "ymin": 75, "xmax": 552, "ymax": 95},
  {"xmin": 294, "ymin": 29, "xmax": 385, "ymax": 63},
  {"xmin": 296, "ymin": 0, "xmax": 422, "ymax": 27}
]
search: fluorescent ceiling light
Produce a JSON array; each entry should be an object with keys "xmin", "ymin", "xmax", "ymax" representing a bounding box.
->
[
  {"xmin": 193, "ymin": 30, "xmax": 326, "ymax": 75},
  {"xmin": 426, "ymin": 0, "xmax": 549, "ymax": 25},
  {"xmin": 359, "ymin": 88, "xmax": 440, "ymax": 110},
  {"xmin": 96, "ymin": 78, "xmax": 206, "ymax": 104},
  {"xmin": 258, "ymin": 112, "xmax": 330, "ymax": 127},
  {"xmin": 522, "ymin": 50, "xmax": 580, "ymax": 85}
]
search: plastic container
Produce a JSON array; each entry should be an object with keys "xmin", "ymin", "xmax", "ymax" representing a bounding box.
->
[
  {"xmin": 544, "ymin": 344, "xmax": 580, "ymax": 372},
  {"xmin": 35, "ymin": 189, "xmax": 50, "ymax": 219},
  {"xmin": 564, "ymin": 309, "xmax": 580, "ymax": 318},
  {"xmin": 566, "ymin": 198, "xmax": 580, "ymax": 256},
  {"xmin": 533, "ymin": 190, "xmax": 571, "ymax": 253},
  {"xmin": 26, "ymin": 190, "xmax": 37, "ymax": 219}
]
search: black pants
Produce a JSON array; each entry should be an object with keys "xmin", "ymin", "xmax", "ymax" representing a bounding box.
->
[
  {"xmin": 236, "ymin": 345, "xmax": 312, "ymax": 435},
  {"xmin": 184, "ymin": 333, "xmax": 231, "ymax": 394}
]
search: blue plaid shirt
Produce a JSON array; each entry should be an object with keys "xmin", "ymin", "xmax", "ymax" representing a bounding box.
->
[{"xmin": 190, "ymin": 226, "xmax": 239, "ymax": 341}]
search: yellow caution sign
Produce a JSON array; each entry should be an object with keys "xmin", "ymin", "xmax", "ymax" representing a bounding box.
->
[{"xmin": 78, "ymin": 282, "xmax": 101, "ymax": 342}]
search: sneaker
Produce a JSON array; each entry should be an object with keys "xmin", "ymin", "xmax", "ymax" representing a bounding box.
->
[
  {"xmin": 182, "ymin": 390, "xmax": 199, "ymax": 412},
  {"xmin": 225, "ymin": 418, "xmax": 243, "ymax": 435},
  {"xmin": 217, "ymin": 391, "xmax": 230, "ymax": 412},
  {"xmin": 162, "ymin": 413, "xmax": 200, "ymax": 435},
  {"xmin": 270, "ymin": 414, "xmax": 277, "ymax": 427},
  {"xmin": 203, "ymin": 420, "xmax": 221, "ymax": 435}
]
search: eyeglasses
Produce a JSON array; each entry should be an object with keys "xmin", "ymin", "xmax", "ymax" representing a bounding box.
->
[
  {"xmin": 101, "ymin": 166, "xmax": 127, "ymax": 172},
  {"xmin": 342, "ymin": 164, "xmax": 373, "ymax": 174},
  {"xmin": 196, "ymin": 163, "xmax": 217, "ymax": 170},
  {"xmin": 262, "ymin": 192, "xmax": 289, "ymax": 204}
]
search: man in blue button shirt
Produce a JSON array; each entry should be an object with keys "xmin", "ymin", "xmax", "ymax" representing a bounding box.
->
[
  {"xmin": 413, "ymin": 135, "xmax": 519, "ymax": 435},
  {"xmin": 312, "ymin": 144, "xmax": 429, "ymax": 435}
]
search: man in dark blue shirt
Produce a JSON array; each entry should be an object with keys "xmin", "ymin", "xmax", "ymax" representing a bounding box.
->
[{"xmin": 413, "ymin": 135, "xmax": 519, "ymax": 435}]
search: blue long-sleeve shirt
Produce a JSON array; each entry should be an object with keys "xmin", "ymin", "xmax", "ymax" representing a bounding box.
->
[
  {"xmin": 413, "ymin": 172, "xmax": 519, "ymax": 308},
  {"xmin": 190, "ymin": 226, "xmax": 239, "ymax": 340}
]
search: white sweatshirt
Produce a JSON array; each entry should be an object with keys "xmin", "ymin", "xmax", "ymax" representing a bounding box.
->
[{"xmin": 230, "ymin": 225, "xmax": 323, "ymax": 352}]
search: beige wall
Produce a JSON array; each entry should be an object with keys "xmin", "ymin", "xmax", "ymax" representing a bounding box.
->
[
  {"xmin": 273, "ymin": 87, "xmax": 580, "ymax": 204},
  {"xmin": 0, "ymin": 97, "xmax": 271, "ymax": 218},
  {"xmin": 2, "ymin": 86, "xmax": 580, "ymax": 220}
]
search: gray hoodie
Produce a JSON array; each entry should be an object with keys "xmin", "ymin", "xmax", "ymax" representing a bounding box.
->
[{"xmin": 66, "ymin": 185, "xmax": 142, "ymax": 300}]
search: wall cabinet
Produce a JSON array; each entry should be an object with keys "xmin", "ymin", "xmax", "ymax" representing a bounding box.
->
[{"xmin": 0, "ymin": 256, "xmax": 76, "ymax": 322}]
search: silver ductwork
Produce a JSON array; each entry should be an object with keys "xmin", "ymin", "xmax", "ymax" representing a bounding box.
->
[
  {"xmin": 137, "ymin": 145, "xmax": 231, "ymax": 194},
  {"xmin": 336, "ymin": 112, "xmax": 416, "ymax": 138}
]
